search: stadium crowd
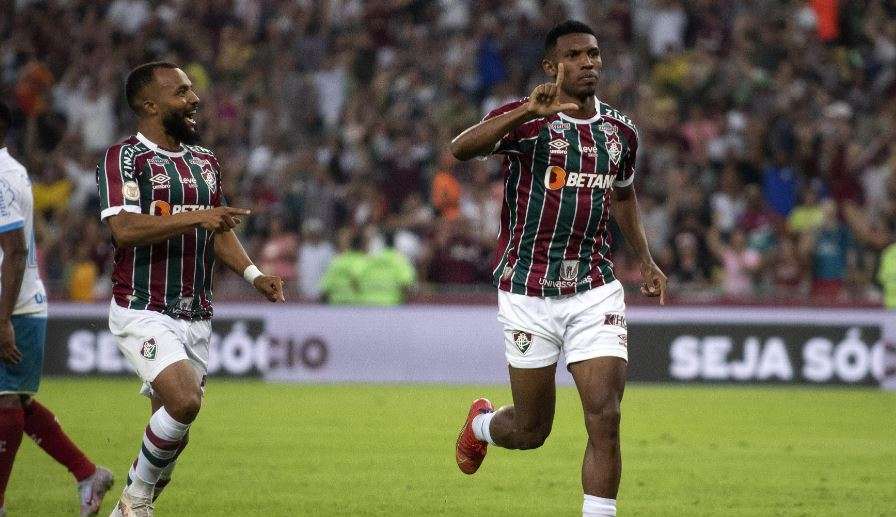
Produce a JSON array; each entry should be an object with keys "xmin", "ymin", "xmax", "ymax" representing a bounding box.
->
[{"xmin": 1, "ymin": 0, "xmax": 895, "ymax": 306}]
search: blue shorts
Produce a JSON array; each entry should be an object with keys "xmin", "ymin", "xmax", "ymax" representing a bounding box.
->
[{"xmin": 0, "ymin": 314, "xmax": 47, "ymax": 395}]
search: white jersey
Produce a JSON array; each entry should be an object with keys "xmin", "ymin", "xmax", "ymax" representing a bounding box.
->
[{"xmin": 0, "ymin": 147, "xmax": 47, "ymax": 316}]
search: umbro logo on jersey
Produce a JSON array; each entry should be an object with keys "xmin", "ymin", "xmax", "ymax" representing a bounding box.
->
[
  {"xmin": 150, "ymin": 173, "xmax": 170, "ymax": 190},
  {"xmin": 549, "ymin": 139, "xmax": 569, "ymax": 155}
]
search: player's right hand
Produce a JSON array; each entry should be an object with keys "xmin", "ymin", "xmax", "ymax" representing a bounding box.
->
[
  {"xmin": 194, "ymin": 207, "xmax": 251, "ymax": 232},
  {"xmin": 0, "ymin": 319, "xmax": 21, "ymax": 364},
  {"xmin": 526, "ymin": 63, "xmax": 581, "ymax": 117}
]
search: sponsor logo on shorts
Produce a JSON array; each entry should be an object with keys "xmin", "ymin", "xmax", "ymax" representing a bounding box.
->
[
  {"xmin": 512, "ymin": 331, "xmax": 532, "ymax": 355},
  {"xmin": 618, "ymin": 334, "xmax": 628, "ymax": 347},
  {"xmin": 604, "ymin": 313, "xmax": 627, "ymax": 329},
  {"xmin": 141, "ymin": 338, "xmax": 157, "ymax": 360}
]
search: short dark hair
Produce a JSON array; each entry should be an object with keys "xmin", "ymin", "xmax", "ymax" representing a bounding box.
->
[
  {"xmin": 545, "ymin": 20, "xmax": 597, "ymax": 53},
  {"xmin": 0, "ymin": 101, "xmax": 11, "ymax": 139},
  {"xmin": 125, "ymin": 61, "xmax": 178, "ymax": 114}
]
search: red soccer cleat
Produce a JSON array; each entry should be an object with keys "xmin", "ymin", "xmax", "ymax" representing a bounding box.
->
[{"xmin": 455, "ymin": 398, "xmax": 494, "ymax": 475}]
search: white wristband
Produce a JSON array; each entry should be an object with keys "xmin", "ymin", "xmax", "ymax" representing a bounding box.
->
[{"xmin": 243, "ymin": 265, "xmax": 263, "ymax": 284}]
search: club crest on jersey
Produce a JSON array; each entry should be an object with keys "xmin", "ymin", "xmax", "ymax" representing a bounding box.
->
[
  {"xmin": 201, "ymin": 169, "xmax": 217, "ymax": 192},
  {"xmin": 123, "ymin": 181, "xmax": 140, "ymax": 201},
  {"xmin": 606, "ymin": 141, "xmax": 622, "ymax": 165},
  {"xmin": 141, "ymin": 338, "xmax": 157, "ymax": 360},
  {"xmin": 512, "ymin": 331, "xmax": 532, "ymax": 355},
  {"xmin": 549, "ymin": 120, "xmax": 571, "ymax": 132},
  {"xmin": 560, "ymin": 260, "xmax": 579, "ymax": 281},
  {"xmin": 549, "ymin": 139, "xmax": 569, "ymax": 155},
  {"xmin": 598, "ymin": 121, "xmax": 617, "ymax": 136}
]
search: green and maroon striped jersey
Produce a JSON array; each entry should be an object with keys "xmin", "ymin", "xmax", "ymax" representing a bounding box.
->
[
  {"xmin": 485, "ymin": 97, "xmax": 638, "ymax": 297},
  {"xmin": 96, "ymin": 132, "xmax": 226, "ymax": 319}
]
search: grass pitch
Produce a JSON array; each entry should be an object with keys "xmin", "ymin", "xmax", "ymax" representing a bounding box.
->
[{"xmin": 6, "ymin": 379, "xmax": 895, "ymax": 516}]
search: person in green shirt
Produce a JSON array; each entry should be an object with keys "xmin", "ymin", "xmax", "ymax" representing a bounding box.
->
[
  {"xmin": 320, "ymin": 230, "xmax": 415, "ymax": 306},
  {"xmin": 320, "ymin": 230, "xmax": 369, "ymax": 305},
  {"xmin": 877, "ymin": 243, "xmax": 896, "ymax": 309}
]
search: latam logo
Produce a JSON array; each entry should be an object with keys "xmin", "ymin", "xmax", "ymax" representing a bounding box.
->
[
  {"xmin": 544, "ymin": 166, "xmax": 617, "ymax": 190},
  {"xmin": 149, "ymin": 200, "xmax": 213, "ymax": 216}
]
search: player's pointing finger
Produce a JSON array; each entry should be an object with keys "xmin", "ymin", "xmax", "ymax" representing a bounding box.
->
[
  {"xmin": 226, "ymin": 207, "xmax": 252, "ymax": 216},
  {"xmin": 555, "ymin": 62, "xmax": 565, "ymax": 87}
]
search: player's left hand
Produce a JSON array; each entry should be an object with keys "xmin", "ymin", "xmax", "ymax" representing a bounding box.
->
[
  {"xmin": 640, "ymin": 261, "xmax": 668, "ymax": 305},
  {"xmin": 253, "ymin": 275, "xmax": 286, "ymax": 303},
  {"xmin": 0, "ymin": 319, "xmax": 21, "ymax": 364}
]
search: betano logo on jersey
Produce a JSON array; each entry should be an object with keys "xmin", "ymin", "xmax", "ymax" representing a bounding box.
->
[
  {"xmin": 149, "ymin": 200, "xmax": 213, "ymax": 216},
  {"xmin": 544, "ymin": 166, "xmax": 617, "ymax": 190}
]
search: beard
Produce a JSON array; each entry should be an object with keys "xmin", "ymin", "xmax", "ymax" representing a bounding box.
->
[{"xmin": 162, "ymin": 108, "xmax": 200, "ymax": 145}]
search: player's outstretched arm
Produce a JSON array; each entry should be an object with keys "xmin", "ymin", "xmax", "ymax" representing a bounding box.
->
[
  {"xmin": 450, "ymin": 63, "xmax": 580, "ymax": 161},
  {"xmin": 0, "ymin": 228, "xmax": 26, "ymax": 364},
  {"xmin": 213, "ymin": 229, "xmax": 285, "ymax": 303},
  {"xmin": 106, "ymin": 206, "xmax": 251, "ymax": 247},
  {"xmin": 612, "ymin": 184, "xmax": 668, "ymax": 304}
]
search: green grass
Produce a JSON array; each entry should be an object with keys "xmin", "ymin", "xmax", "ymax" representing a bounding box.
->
[{"xmin": 5, "ymin": 379, "xmax": 896, "ymax": 516}]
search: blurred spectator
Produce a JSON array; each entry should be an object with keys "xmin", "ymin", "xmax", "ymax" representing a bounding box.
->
[
  {"xmin": 800, "ymin": 201, "xmax": 853, "ymax": 300},
  {"xmin": 258, "ymin": 215, "xmax": 299, "ymax": 282},
  {"xmin": 2, "ymin": 0, "xmax": 894, "ymax": 306},
  {"xmin": 707, "ymin": 228, "xmax": 761, "ymax": 298},
  {"xmin": 320, "ymin": 229, "xmax": 367, "ymax": 305},
  {"xmin": 878, "ymin": 243, "xmax": 896, "ymax": 310},
  {"xmin": 297, "ymin": 218, "xmax": 335, "ymax": 302}
]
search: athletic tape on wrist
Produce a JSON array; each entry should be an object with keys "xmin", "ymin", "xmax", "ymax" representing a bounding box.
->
[{"xmin": 243, "ymin": 265, "xmax": 263, "ymax": 284}]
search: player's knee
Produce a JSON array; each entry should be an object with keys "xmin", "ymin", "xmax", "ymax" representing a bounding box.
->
[
  {"xmin": 166, "ymin": 391, "xmax": 202, "ymax": 423},
  {"xmin": 584, "ymin": 404, "xmax": 620, "ymax": 442}
]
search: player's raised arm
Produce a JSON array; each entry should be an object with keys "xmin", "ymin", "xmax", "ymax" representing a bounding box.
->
[
  {"xmin": 450, "ymin": 63, "xmax": 580, "ymax": 161},
  {"xmin": 105, "ymin": 206, "xmax": 251, "ymax": 247}
]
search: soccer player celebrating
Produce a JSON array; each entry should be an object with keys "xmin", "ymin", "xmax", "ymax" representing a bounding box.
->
[
  {"xmin": 0, "ymin": 103, "xmax": 114, "ymax": 517},
  {"xmin": 451, "ymin": 21, "xmax": 667, "ymax": 517},
  {"xmin": 97, "ymin": 62, "xmax": 285, "ymax": 516}
]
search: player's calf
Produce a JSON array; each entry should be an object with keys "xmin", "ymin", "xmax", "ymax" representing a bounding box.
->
[{"xmin": 488, "ymin": 405, "xmax": 554, "ymax": 450}]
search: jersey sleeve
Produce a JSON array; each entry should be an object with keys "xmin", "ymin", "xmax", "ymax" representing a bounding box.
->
[
  {"xmin": 481, "ymin": 100, "xmax": 535, "ymax": 157},
  {"xmin": 0, "ymin": 178, "xmax": 25, "ymax": 233},
  {"xmin": 614, "ymin": 125, "xmax": 638, "ymax": 188},
  {"xmin": 97, "ymin": 144, "xmax": 142, "ymax": 220}
]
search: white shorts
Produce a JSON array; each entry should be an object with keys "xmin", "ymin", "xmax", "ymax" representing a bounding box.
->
[
  {"xmin": 108, "ymin": 301, "xmax": 211, "ymax": 397},
  {"xmin": 497, "ymin": 280, "xmax": 628, "ymax": 369}
]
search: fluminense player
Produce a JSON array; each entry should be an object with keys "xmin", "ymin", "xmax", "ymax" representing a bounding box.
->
[
  {"xmin": 0, "ymin": 102, "xmax": 114, "ymax": 517},
  {"xmin": 450, "ymin": 21, "xmax": 667, "ymax": 517},
  {"xmin": 97, "ymin": 62, "xmax": 285, "ymax": 516}
]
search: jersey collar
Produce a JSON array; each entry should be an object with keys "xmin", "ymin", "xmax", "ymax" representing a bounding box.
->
[
  {"xmin": 558, "ymin": 97, "xmax": 602, "ymax": 125},
  {"xmin": 136, "ymin": 132, "xmax": 186, "ymax": 157}
]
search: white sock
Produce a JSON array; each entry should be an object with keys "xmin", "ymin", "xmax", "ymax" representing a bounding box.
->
[
  {"xmin": 126, "ymin": 408, "xmax": 190, "ymax": 499},
  {"xmin": 471, "ymin": 412, "xmax": 495, "ymax": 444},
  {"xmin": 583, "ymin": 495, "xmax": 616, "ymax": 516}
]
